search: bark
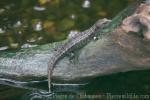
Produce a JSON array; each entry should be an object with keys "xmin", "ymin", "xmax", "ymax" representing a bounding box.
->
[{"xmin": 0, "ymin": 1, "xmax": 150, "ymax": 84}]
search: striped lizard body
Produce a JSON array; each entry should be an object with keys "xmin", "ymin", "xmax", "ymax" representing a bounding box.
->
[{"xmin": 48, "ymin": 18, "xmax": 111, "ymax": 93}]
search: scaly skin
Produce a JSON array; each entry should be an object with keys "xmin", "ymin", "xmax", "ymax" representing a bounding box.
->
[{"xmin": 48, "ymin": 18, "xmax": 111, "ymax": 92}]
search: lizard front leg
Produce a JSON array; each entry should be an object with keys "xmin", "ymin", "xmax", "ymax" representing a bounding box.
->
[{"xmin": 47, "ymin": 18, "xmax": 111, "ymax": 93}]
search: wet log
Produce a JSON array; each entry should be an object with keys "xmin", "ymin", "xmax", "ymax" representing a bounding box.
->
[{"xmin": 0, "ymin": 1, "xmax": 150, "ymax": 84}]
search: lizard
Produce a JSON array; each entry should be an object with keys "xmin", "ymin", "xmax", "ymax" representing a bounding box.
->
[{"xmin": 47, "ymin": 18, "xmax": 111, "ymax": 93}]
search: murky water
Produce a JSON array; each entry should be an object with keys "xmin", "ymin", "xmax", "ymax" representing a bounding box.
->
[
  {"xmin": 1, "ymin": 70, "xmax": 150, "ymax": 100},
  {"xmin": 0, "ymin": 0, "xmax": 150, "ymax": 100},
  {"xmin": 0, "ymin": 0, "xmax": 133, "ymax": 50}
]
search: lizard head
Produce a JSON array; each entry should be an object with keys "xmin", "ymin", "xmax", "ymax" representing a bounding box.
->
[{"xmin": 96, "ymin": 18, "xmax": 111, "ymax": 29}]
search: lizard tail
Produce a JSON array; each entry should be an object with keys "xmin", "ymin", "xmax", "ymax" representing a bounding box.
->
[{"xmin": 48, "ymin": 64, "xmax": 53, "ymax": 93}]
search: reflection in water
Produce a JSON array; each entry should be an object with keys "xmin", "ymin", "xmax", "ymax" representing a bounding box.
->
[
  {"xmin": 33, "ymin": 6, "xmax": 46, "ymax": 11},
  {"xmin": 1, "ymin": 70, "xmax": 150, "ymax": 100},
  {"xmin": 33, "ymin": 21, "xmax": 43, "ymax": 32},
  {"xmin": 82, "ymin": 0, "xmax": 91, "ymax": 8},
  {"xmin": 0, "ymin": 46, "xmax": 8, "ymax": 50},
  {"xmin": 0, "ymin": 78, "xmax": 86, "ymax": 100},
  {"xmin": 70, "ymin": 14, "xmax": 76, "ymax": 19},
  {"xmin": 0, "ymin": 28, "xmax": 5, "ymax": 34},
  {"xmin": 13, "ymin": 21, "xmax": 22, "ymax": 28},
  {"xmin": 22, "ymin": 90, "xmax": 54, "ymax": 100},
  {"xmin": 0, "ymin": 78, "xmax": 46, "ymax": 91}
]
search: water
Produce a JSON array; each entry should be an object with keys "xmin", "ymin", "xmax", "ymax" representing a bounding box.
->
[
  {"xmin": 0, "ymin": 0, "xmax": 133, "ymax": 50},
  {"xmin": 1, "ymin": 0, "xmax": 150, "ymax": 100},
  {"xmin": 0, "ymin": 70, "xmax": 150, "ymax": 100}
]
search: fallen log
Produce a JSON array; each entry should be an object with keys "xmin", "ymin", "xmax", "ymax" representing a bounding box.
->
[{"xmin": 0, "ymin": 1, "xmax": 149, "ymax": 85}]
